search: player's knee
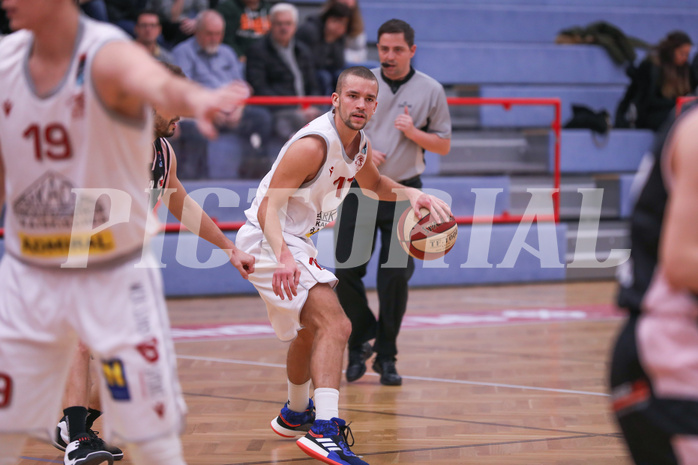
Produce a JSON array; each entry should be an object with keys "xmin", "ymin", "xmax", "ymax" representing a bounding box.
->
[
  {"xmin": 333, "ymin": 313, "xmax": 352, "ymax": 344},
  {"xmin": 126, "ymin": 432, "xmax": 186, "ymax": 465}
]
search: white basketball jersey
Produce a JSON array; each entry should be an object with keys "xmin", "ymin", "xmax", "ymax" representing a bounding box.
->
[
  {"xmin": 245, "ymin": 111, "xmax": 369, "ymax": 240},
  {"xmin": 0, "ymin": 18, "xmax": 157, "ymax": 267}
]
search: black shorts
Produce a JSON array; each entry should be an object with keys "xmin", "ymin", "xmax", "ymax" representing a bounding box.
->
[{"xmin": 609, "ymin": 314, "xmax": 698, "ymax": 464}]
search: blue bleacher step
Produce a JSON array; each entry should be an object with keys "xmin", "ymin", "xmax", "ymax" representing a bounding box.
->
[
  {"xmin": 508, "ymin": 175, "xmax": 623, "ymax": 220},
  {"xmin": 362, "ymin": 3, "xmax": 698, "ymax": 45},
  {"xmin": 439, "ymin": 130, "xmax": 549, "ymax": 175},
  {"xmin": 414, "ymin": 43, "xmax": 634, "ymax": 86},
  {"xmin": 550, "ymin": 129, "xmax": 654, "ymax": 174}
]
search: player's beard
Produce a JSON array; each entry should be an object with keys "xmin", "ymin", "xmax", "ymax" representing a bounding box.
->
[
  {"xmin": 341, "ymin": 108, "xmax": 368, "ymax": 131},
  {"xmin": 154, "ymin": 114, "xmax": 178, "ymax": 138}
]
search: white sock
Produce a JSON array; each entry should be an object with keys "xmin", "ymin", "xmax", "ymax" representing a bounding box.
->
[
  {"xmin": 287, "ymin": 379, "xmax": 311, "ymax": 412},
  {"xmin": 314, "ymin": 387, "xmax": 339, "ymax": 421}
]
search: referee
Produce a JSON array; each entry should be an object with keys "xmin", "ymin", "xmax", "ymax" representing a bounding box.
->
[{"xmin": 334, "ymin": 19, "xmax": 451, "ymax": 386}]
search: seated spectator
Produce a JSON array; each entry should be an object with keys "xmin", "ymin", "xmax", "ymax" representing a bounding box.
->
[
  {"xmin": 134, "ymin": 9, "xmax": 175, "ymax": 64},
  {"xmin": 296, "ymin": 2, "xmax": 352, "ymax": 95},
  {"xmin": 216, "ymin": 0, "xmax": 271, "ymax": 62},
  {"xmin": 246, "ymin": 3, "xmax": 322, "ymax": 140},
  {"xmin": 79, "ymin": 0, "xmax": 109, "ymax": 22},
  {"xmin": 173, "ymin": 9, "xmax": 272, "ymax": 179},
  {"xmin": 617, "ymin": 31, "xmax": 697, "ymax": 131},
  {"xmin": 324, "ymin": 0, "xmax": 367, "ymax": 64},
  {"xmin": 151, "ymin": 0, "xmax": 209, "ymax": 46},
  {"xmin": 105, "ymin": 0, "xmax": 147, "ymax": 37}
]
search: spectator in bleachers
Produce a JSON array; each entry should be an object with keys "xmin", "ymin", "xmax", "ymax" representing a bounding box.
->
[
  {"xmin": 618, "ymin": 31, "xmax": 697, "ymax": 131},
  {"xmin": 150, "ymin": 0, "xmax": 209, "ymax": 46},
  {"xmin": 296, "ymin": 2, "xmax": 352, "ymax": 95},
  {"xmin": 246, "ymin": 3, "xmax": 322, "ymax": 140},
  {"xmin": 173, "ymin": 9, "xmax": 272, "ymax": 178},
  {"xmin": 105, "ymin": 0, "xmax": 147, "ymax": 37},
  {"xmin": 325, "ymin": 0, "xmax": 367, "ymax": 64},
  {"xmin": 216, "ymin": 0, "xmax": 271, "ymax": 62},
  {"xmin": 134, "ymin": 9, "xmax": 176, "ymax": 64}
]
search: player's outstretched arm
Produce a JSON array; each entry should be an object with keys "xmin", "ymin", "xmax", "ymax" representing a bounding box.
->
[
  {"xmin": 257, "ymin": 136, "xmax": 325, "ymax": 301},
  {"xmin": 354, "ymin": 140, "xmax": 451, "ymax": 222},
  {"xmin": 659, "ymin": 111, "xmax": 698, "ymax": 293},
  {"xmin": 163, "ymin": 150, "xmax": 254, "ymax": 279},
  {"xmin": 92, "ymin": 40, "xmax": 248, "ymax": 139}
]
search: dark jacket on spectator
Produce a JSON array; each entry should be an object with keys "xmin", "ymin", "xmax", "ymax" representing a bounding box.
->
[
  {"xmin": 296, "ymin": 14, "xmax": 345, "ymax": 74},
  {"xmin": 627, "ymin": 57, "xmax": 698, "ymax": 131},
  {"xmin": 106, "ymin": 0, "xmax": 147, "ymax": 23},
  {"xmin": 245, "ymin": 34, "xmax": 320, "ymax": 97},
  {"xmin": 216, "ymin": 0, "xmax": 271, "ymax": 59}
]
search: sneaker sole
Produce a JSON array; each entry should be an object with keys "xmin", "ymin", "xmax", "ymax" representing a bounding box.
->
[
  {"xmin": 270, "ymin": 417, "xmax": 305, "ymax": 438},
  {"xmin": 296, "ymin": 437, "xmax": 352, "ymax": 465},
  {"xmin": 70, "ymin": 451, "xmax": 114, "ymax": 465}
]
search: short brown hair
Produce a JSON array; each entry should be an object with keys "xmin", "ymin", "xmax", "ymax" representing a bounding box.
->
[{"xmin": 335, "ymin": 66, "xmax": 378, "ymax": 94}]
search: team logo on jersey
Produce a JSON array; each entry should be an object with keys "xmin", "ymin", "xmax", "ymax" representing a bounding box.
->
[
  {"xmin": 102, "ymin": 359, "xmax": 131, "ymax": 401},
  {"xmin": 136, "ymin": 338, "xmax": 160, "ymax": 363},
  {"xmin": 2, "ymin": 100, "xmax": 11, "ymax": 117},
  {"xmin": 14, "ymin": 171, "xmax": 107, "ymax": 229},
  {"xmin": 329, "ymin": 166, "xmax": 334, "ymax": 176},
  {"xmin": 355, "ymin": 154, "xmax": 365, "ymax": 169},
  {"xmin": 14, "ymin": 171, "xmax": 114, "ymax": 258}
]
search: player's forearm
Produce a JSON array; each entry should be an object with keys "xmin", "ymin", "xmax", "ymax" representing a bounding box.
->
[
  {"xmin": 407, "ymin": 130, "xmax": 450, "ymax": 155},
  {"xmin": 257, "ymin": 198, "xmax": 291, "ymax": 261}
]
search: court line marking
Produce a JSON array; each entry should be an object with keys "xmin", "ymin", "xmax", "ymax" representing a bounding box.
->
[
  {"xmin": 220, "ymin": 434, "xmax": 610, "ymax": 465},
  {"xmin": 176, "ymin": 354, "xmax": 609, "ymax": 397}
]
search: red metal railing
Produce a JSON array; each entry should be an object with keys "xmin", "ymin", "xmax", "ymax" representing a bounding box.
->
[{"xmin": 0, "ymin": 96, "xmax": 562, "ymax": 237}]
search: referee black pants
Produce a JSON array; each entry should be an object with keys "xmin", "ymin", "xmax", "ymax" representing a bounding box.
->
[{"xmin": 334, "ymin": 177, "xmax": 421, "ymax": 360}]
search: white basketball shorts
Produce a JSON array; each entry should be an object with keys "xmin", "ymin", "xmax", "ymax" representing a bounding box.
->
[
  {"xmin": 236, "ymin": 223, "xmax": 338, "ymax": 342},
  {"xmin": 0, "ymin": 252, "xmax": 186, "ymax": 443}
]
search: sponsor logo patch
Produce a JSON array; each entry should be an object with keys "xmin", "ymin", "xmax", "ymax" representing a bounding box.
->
[
  {"xmin": 19, "ymin": 231, "xmax": 115, "ymax": 258},
  {"xmin": 102, "ymin": 359, "xmax": 131, "ymax": 401}
]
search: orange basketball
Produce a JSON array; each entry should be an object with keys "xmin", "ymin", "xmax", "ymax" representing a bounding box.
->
[{"xmin": 397, "ymin": 207, "xmax": 458, "ymax": 261}]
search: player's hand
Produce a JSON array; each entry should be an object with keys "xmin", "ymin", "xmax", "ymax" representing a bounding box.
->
[
  {"xmin": 273, "ymin": 250, "xmax": 299, "ymax": 301},
  {"xmin": 229, "ymin": 249, "xmax": 255, "ymax": 280},
  {"xmin": 394, "ymin": 106, "xmax": 416, "ymax": 138},
  {"xmin": 372, "ymin": 149, "xmax": 387, "ymax": 166},
  {"xmin": 413, "ymin": 193, "xmax": 452, "ymax": 224},
  {"xmin": 195, "ymin": 81, "xmax": 250, "ymax": 139},
  {"xmin": 179, "ymin": 18, "xmax": 197, "ymax": 35}
]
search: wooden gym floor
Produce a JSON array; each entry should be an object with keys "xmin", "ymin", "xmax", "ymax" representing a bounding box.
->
[{"xmin": 20, "ymin": 280, "xmax": 631, "ymax": 464}]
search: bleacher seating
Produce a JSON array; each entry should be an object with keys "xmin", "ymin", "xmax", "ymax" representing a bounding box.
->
[{"xmin": 551, "ymin": 129, "xmax": 654, "ymax": 173}]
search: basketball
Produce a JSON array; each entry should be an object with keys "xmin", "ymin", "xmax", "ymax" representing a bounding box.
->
[{"xmin": 397, "ymin": 207, "xmax": 458, "ymax": 260}]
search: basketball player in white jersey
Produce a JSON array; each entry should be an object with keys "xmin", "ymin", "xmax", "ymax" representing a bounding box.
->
[
  {"xmin": 0, "ymin": 1, "xmax": 250, "ymax": 465},
  {"xmin": 51, "ymin": 62, "xmax": 255, "ymax": 464},
  {"xmin": 236, "ymin": 66, "xmax": 451, "ymax": 465}
]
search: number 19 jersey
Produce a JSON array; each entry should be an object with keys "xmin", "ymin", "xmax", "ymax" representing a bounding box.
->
[{"xmin": 0, "ymin": 18, "xmax": 156, "ymax": 267}]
